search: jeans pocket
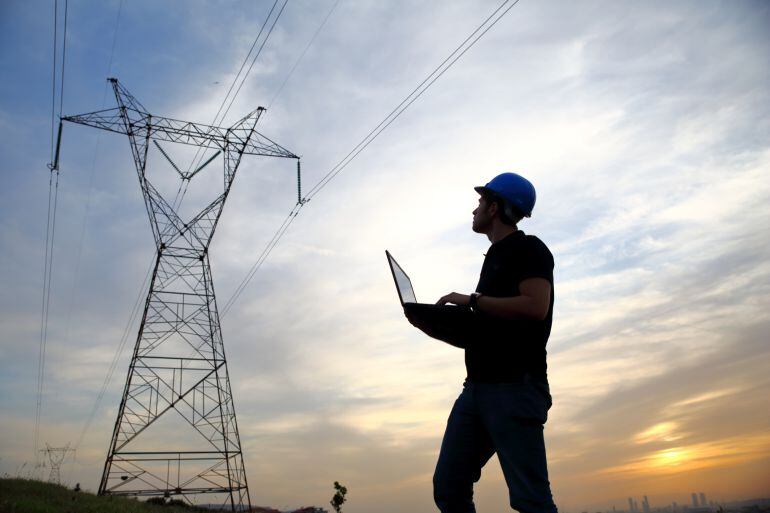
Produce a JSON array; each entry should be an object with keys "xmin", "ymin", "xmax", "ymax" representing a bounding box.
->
[{"xmin": 497, "ymin": 383, "xmax": 548, "ymax": 424}]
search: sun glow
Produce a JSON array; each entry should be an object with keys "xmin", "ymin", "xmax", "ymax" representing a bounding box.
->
[
  {"xmin": 599, "ymin": 433, "xmax": 770, "ymax": 478},
  {"xmin": 650, "ymin": 447, "xmax": 691, "ymax": 468}
]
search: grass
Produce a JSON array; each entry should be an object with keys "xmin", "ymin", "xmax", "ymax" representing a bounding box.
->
[{"xmin": 0, "ymin": 478, "xmax": 206, "ymax": 513}]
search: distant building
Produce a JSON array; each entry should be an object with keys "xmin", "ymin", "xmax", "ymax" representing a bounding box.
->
[
  {"xmin": 692, "ymin": 494, "xmax": 698, "ymax": 508},
  {"xmin": 700, "ymin": 493, "xmax": 706, "ymax": 507},
  {"xmin": 643, "ymin": 496, "xmax": 651, "ymax": 513},
  {"xmin": 630, "ymin": 498, "xmax": 635, "ymax": 513}
]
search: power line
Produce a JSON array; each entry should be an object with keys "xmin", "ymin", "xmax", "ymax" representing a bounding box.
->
[
  {"xmin": 304, "ymin": 0, "xmax": 520, "ymax": 200},
  {"xmin": 35, "ymin": 170, "xmax": 59, "ymax": 462},
  {"xmin": 69, "ymin": 2, "xmax": 134, "ymax": 451},
  {"xmin": 37, "ymin": 0, "xmax": 58, "ymax": 460},
  {"xmin": 37, "ymin": 0, "xmax": 69, "ymax": 462},
  {"xmin": 176, "ymin": 0, "xmax": 289, "ymax": 211},
  {"xmin": 58, "ymin": 0, "xmax": 69, "ymax": 119},
  {"xmin": 48, "ymin": 0, "xmax": 58, "ymax": 167},
  {"xmin": 267, "ymin": 0, "xmax": 340, "ymax": 109},
  {"xmin": 62, "ymin": 0, "xmax": 123, "ymax": 398},
  {"xmin": 219, "ymin": 0, "xmax": 343, "ymax": 316},
  {"xmin": 220, "ymin": 0, "xmax": 290, "ymax": 125},
  {"xmin": 211, "ymin": 0, "xmax": 282, "ymax": 129},
  {"xmin": 220, "ymin": 205, "xmax": 301, "ymax": 318},
  {"xmin": 220, "ymin": 0, "xmax": 521, "ymax": 312}
]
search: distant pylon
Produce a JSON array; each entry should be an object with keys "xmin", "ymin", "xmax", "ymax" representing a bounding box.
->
[
  {"xmin": 61, "ymin": 78, "xmax": 298, "ymax": 510},
  {"xmin": 40, "ymin": 443, "xmax": 74, "ymax": 484}
]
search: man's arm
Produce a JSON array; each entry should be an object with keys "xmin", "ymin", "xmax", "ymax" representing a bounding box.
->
[
  {"xmin": 403, "ymin": 304, "xmax": 468, "ymax": 348},
  {"xmin": 436, "ymin": 277, "xmax": 551, "ymax": 321}
]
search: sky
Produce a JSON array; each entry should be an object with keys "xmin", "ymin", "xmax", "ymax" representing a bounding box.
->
[{"xmin": 1, "ymin": 0, "xmax": 769, "ymax": 511}]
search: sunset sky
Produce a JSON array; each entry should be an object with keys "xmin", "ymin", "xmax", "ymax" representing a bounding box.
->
[{"xmin": 1, "ymin": 1, "xmax": 769, "ymax": 511}]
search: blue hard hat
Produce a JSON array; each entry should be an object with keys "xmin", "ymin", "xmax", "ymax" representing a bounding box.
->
[{"xmin": 474, "ymin": 172, "xmax": 536, "ymax": 217}]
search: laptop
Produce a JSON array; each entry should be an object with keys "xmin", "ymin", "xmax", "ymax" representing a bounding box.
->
[
  {"xmin": 386, "ymin": 250, "xmax": 419, "ymax": 306},
  {"xmin": 386, "ymin": 250, "xmax": 476, "ymax": 347}
]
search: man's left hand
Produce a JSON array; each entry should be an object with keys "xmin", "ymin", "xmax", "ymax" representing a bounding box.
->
[{"xmin": 436, "ymin": 292, "xmax": 470, "ymax": 306}]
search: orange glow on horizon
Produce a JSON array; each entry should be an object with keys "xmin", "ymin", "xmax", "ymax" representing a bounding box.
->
[{"xmin": 597, "ymin": 432, "xmax": 770, "ymax": 478}]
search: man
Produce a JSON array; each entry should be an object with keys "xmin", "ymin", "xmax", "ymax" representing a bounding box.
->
[{"xmin": 405, "ymin": 172, "xmax": 558, "ymax": 513}]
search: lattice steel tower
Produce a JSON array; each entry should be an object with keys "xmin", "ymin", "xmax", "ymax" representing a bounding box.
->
[
  {"xmin": 61, "ymin": 78, "xmax": 298, "ymax": 510},
  {"xmin": 40, "ymin": 443, "xmax": 74, "ymax": 485}
]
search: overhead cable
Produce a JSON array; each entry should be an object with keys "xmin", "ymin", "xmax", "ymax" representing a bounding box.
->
[
  {"xmin": 37, "ymin": 0, "xmax": 59, "ymax": 459},
  {"xmin": 220, "ymin": 206, "xmax": 300, "ymax": 318},
  {"xmin": 58, "ymin": 0, "xmax": 68, "ymax": 119},
  {"xmin": 62, "ymin": 0, "xmax": 123, "ymax": 394},
  {"xmin": 219, "ymin": 0, "xmax": 290, "ymax": 124},
  {"xmin": 35, "ymin": 169, "xmax": 59, "ymax": 462},
  {"xmin": 176, "ymin": 0, "xmax": 289, "ymax": 211},
  {"xmin": 267, "ymin": 0, "xmax": 341, "ymax": 109},
  {"xmin": 36, "ymin": 0, "xmax": 69, "ymax": 463},
  {"xmin": 48, "ymin": 1, "xmax": 58, "ymax": 168},
  {"xmin": 304, "ymin": 0, "xmax": 521, "ymax": 201},
  {"xmin": 69, "ymin": 0, "xmax": 133, "ymax": 449},
  {"xmin": 51, "ymin": 0, "xmax": 125, "ymax": 457},
  {"xmin": 220, "ymin": 0, "xmax": 521, "ymax": 313}
]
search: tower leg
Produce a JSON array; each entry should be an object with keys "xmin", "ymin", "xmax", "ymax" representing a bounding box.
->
[{"xmin": 98, "ymin": 249, "xmax": 250, "ymax": 510}]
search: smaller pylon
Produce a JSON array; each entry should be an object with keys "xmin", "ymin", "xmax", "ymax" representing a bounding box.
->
[{"xmin": 40, "ymin": 443, "xmax": 74, "ymax": 485}]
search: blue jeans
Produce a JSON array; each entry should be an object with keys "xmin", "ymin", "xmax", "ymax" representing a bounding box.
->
[{"xmin": 433, "ymin": 380, "xmax": 558, "ymax": 513}]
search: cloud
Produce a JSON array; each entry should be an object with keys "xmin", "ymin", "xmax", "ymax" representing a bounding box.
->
[
  {"xmin": 2, "ymin": 1, "xmax": 770, "ymax": 511},
  {"xmin": 546, "ymin": 319, "xmax": 770, "ymax": 505}
]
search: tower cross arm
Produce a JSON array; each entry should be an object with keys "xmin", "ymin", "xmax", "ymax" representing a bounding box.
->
[
  {"xmin": 63, "ymin": 109, "xmax": 297, "ymax": 158},
  {"xmin": 63, "ymin": 110, "xmax": 232, "ymax": 150},
  {"xmin": 62, "ymin": 108, "xmax": 128, "ymax": 136},
  {"xmin": 241, "ymin": 131, "xmax": 298, "ymax": 158}
]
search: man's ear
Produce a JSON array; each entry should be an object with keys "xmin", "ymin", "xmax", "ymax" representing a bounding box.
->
[{"xmin": 487, "ymin": 199, "xmax": 499, "ymax": 218}]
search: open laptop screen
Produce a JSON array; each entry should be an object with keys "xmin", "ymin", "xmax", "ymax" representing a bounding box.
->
[{"xmin": 386, "ymin": 250, "xmax": 417, "ymax": 305}]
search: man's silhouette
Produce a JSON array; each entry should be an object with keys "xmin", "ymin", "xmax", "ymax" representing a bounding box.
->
[{"xmin": 406, "ymin": 172, "xmax": 558, "ymax": 513}]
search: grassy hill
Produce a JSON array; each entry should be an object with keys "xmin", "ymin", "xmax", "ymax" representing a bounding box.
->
[{"xmin": 0, "ymin": 478, "xmax": 210, "ymax": 513}]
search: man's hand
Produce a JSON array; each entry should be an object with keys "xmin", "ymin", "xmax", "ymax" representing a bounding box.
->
[
  {"xmin": 404, "ymin": 305, "xmax": 434, "ymax": 334},
  {"xmin": 404, "ymin": 305, "xmax": 422, "ymax": 328},
  {"xmin": 436, "ymin": 292, "xmax": 471, "ymax": 306}
]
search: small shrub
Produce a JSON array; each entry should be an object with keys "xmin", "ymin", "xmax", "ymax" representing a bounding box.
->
[{"xmin": 329, "ymin": 481, "xmax": 347, "ymax": 513}]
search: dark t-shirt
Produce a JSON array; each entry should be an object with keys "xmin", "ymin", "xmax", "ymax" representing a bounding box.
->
[{"xmin": 465, "ymin": 230, "xmax": 554, "ymax": 383}]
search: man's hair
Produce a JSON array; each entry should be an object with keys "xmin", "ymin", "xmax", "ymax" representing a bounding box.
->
[{"xmin": 482, "ymin": 191, "xmax": 523, "ymax": 226}]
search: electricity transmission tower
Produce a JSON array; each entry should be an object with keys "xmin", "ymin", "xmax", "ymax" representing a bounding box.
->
[
  {"xmin": 40, "ymin": 443, "xmax": 74, "ymax": 484},
  {"xmin": 60, "ymin": 78, "xmax": 298, "ymax": 510}
]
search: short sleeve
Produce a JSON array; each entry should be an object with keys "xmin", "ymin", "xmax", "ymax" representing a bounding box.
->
[{"xmin": 518, "ymin": 236, "xmax": 554, "ymax": 283}]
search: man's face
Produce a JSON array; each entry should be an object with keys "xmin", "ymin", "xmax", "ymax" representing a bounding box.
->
[{"xmin": 472, "ymin": 194, "xmax": 495, "ymax": 233}]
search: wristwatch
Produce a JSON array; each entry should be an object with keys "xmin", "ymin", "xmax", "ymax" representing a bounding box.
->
[{"xmin": 469, "ymin": 292, "xmax": 482, "ymax": 311}]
